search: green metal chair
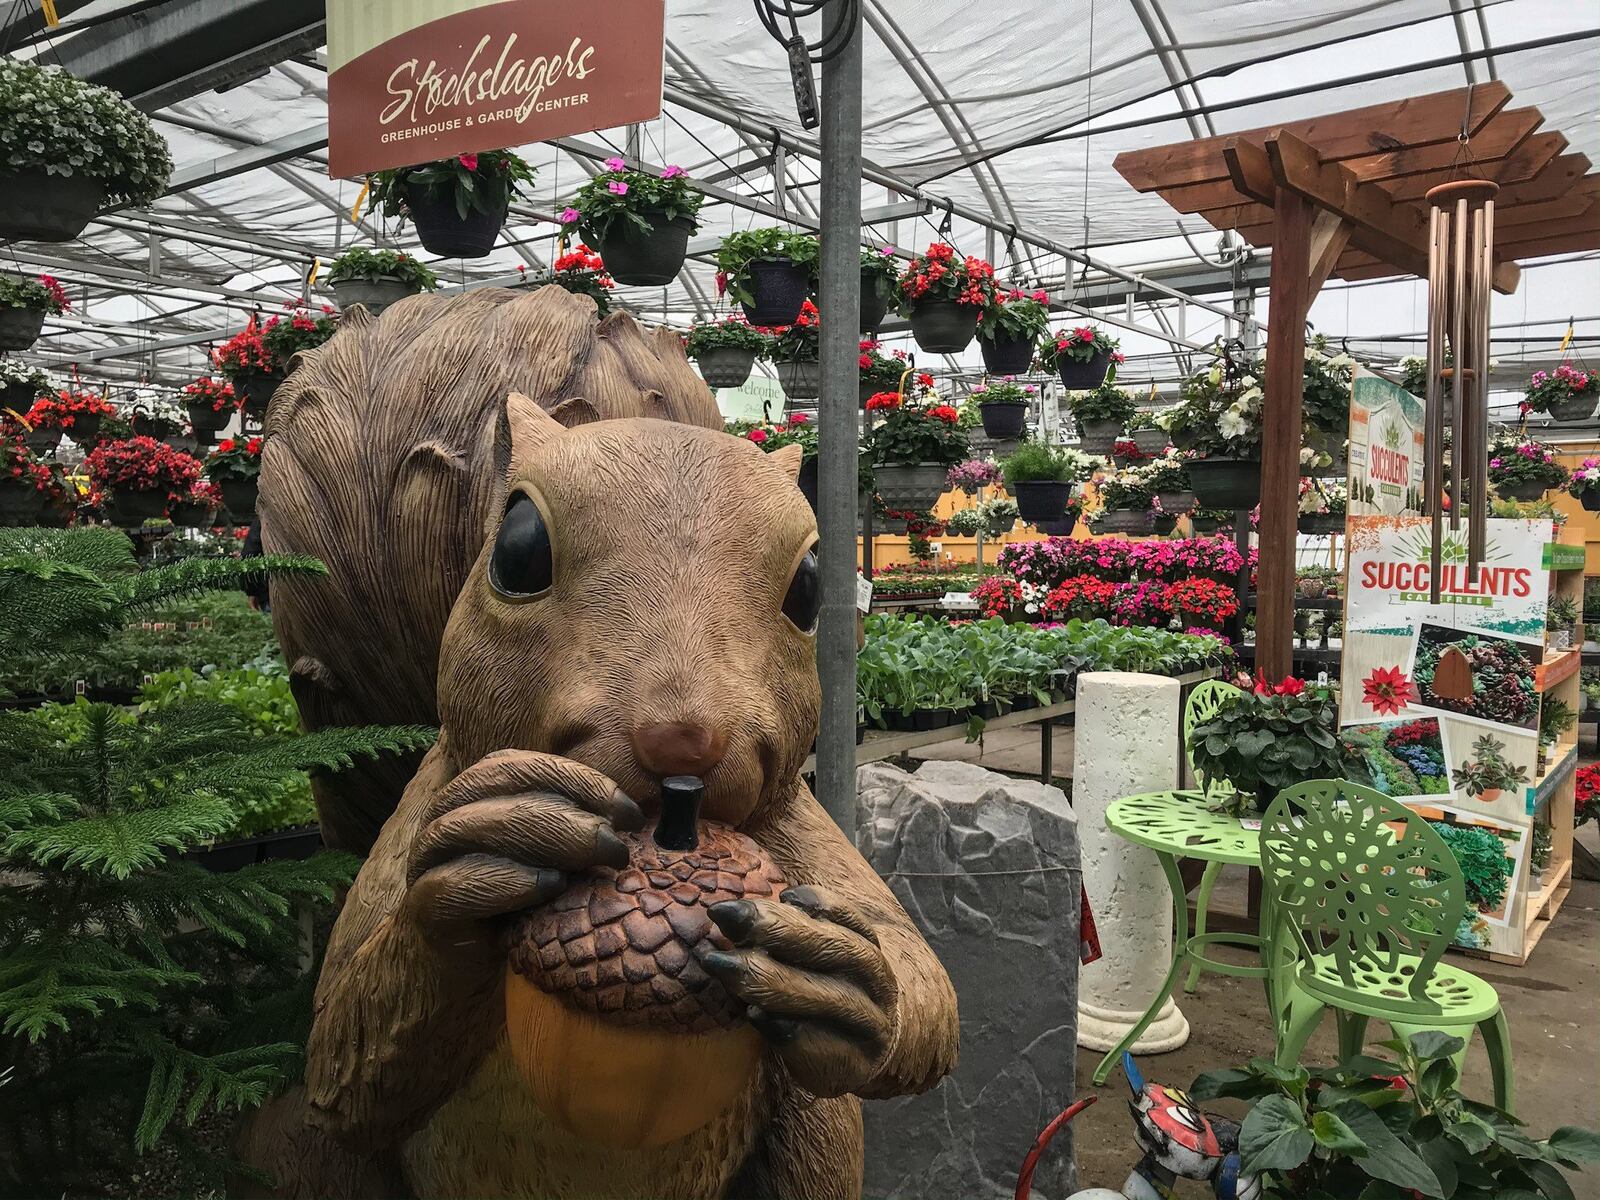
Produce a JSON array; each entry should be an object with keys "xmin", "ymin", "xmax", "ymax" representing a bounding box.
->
[
  {"xmin": 1260, "ymin": 779, "xmax": 1514, "ymax": 1113},
  {"xmin": 1180, "ymin": 678, "xmax": 1243, "ymax": 992}
]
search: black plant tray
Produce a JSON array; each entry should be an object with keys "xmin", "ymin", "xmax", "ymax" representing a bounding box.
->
[{"xmin": 185, "ymin": 825, "xmax": 324, "ymax": 873}]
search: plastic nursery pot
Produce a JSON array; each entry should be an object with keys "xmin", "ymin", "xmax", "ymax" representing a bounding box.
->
[
  {"xmin": 220, "ymin": 477, "xmax": 259, "ymax": 521},
  {"xmin": 978, "ymin": 331, "xmax": 1034, "ymax": 376},
  {"xmin": 860, "ymin": 266, "xmax": 891, "ymax": 333},
  {"xmin": 796, "ymin": 455, "xmax": 818, "ymax": 512},
  {"xmin": 739, "ymin": 259, "xmax": 811, "ymax": 327},
  {"xmin": 1547, "ymin": 393, "xmax": 1597, "ymax": 422},
  {"xmin": 0, "ymin": 171, "xmax": 105, "ymax": 242},
  {"xmin": 1034, "ymin": 511, "xmax": 1079, "ymax": 537},
  {"xmin": 872, "ymin": 462, "xmax": 950, "ymax": 513},
  {"xmin": 1056, "ymin": 351, "xmax": 1110, "ymax": 391},
  {"xmin": 0, "ymin": 381, "xmax": 36, "ymax": 412},
  {"xmin": 1155, "ymin": 489, "xmax": 1195, "ymax": 514},
  {"xmin": 68, "ymin": 413, "xmax": 103, "ymax": 444},
  {"xmin": 0, "ymin": 479, "xmax": 43, "ymax": 526},
  {"xmin": 1152, "ymin": 512, "xmax": 1179, "ymax": 536},
  {"xmin": 979, "ymin": 400, "xmax": 1028, "ymax": 440},
  {"xmin": 1496, "ymin": 479, "xmax": 1549, "ymax": 502},
  {"xmin": 694, "ymin": 346, "xmax": 759, "ymax": 389},
  {"xmin": 187, "ymin": 401, "xmax": 231, "ymax": 437},
  {"xmin": 1012, "ymin": 479, "xmax": 1073, "ymax": 524},
  {"xmin": 1582, "ymin": 492, "xmax": 1600, "ymax": 513},
  {"xmin": 329, "ymin": 276, "xmax": 421, "ymax": 316},
  {"xmin": 0, "ymin": 307, "xmax": 47, "ymax": 352},
  {"xmin": 168, "ymin": 501, "xmax": 217, "ymax": 529},
  {"xmin": 1187, "ymin": 456, "xmax": 1262, "ymax": 511},
  {"xmin": 232, "ymin": 370, "xmax": 284, "ymax": 418},
  {"xmin": 775, "ymin": 359, "xmax": 822, "ymax": 401},
  {"xmin": 596, "ymin": 212, "xmax": 695, "ymax": 286},
  {"xmin": 104, "ymin": 489, "xmax": 169, "ymax": 527},
  {"xmin": 1297, "ymin": 513, "xmax": 1345, "ymax": 535},
  {"xmin": 24, "ymin": 426, "xmax": 61, "ymax": 456},
  {"xmin": 1188, "ymin": 514, "xmax": 1228, "ymax": 534},
  {"xmin": 1095, "ymin": 507, "xmax": 1155, "ymax": 535},
  {"xmin": 405, "ymin": 189, "xmax": 506, "ymax": 258},
  {"xmin": 907, "ymin": 299, "xmax": 978, "ymax": 355},
  {"xmin": 1076, "ymin": 418, "xmax": 1122, "ymax": 456},
  {"xmin": 1132, "ymin": 428, "xmax": 1169, "ymax": 455}
]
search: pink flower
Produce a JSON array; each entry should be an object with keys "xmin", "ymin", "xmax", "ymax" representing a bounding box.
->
[
  {"xmin": 604, "ymin": 157, "xmax": 626, "ymax": 171},
  {"xmin": 608, "ymin": 180, "xmax": 630, "ymax": 196},
  {"xmin": 560, "ymin": 207, "xmax": 580, "ymax": 223},
  {"xmin": 458, "ymin": 153, "xmax": 479, "ymax": 171},
  {"xmin": 1033, "ymin": 290, "xmax": 1048, "ymax": 302},
  {"xmin": 661, "ymin": 164, "xmax": 686, "ymax": 179},
  {"xmin": 747, "ymin": 428, "xmax": 768, "ymax": 444}
]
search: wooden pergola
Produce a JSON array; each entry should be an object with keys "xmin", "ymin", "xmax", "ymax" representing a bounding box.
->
[{"xmin": 1114, "ymin": 83, "xmax": 1600, "ymax": 679}]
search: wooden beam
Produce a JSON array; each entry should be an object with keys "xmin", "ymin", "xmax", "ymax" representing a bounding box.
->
[
  {"xmin": 1493, "ymin": 231, "xmax": 1600, "ymax": 260},
  {"xmin": 1307, "ymin": 210, "xmax": 1352, "ymax": 298},
  {"xmin": 1258, "ymin": 187, "xmax": 1313, "ymax": 683},
  {"xmin": 1222, "ymin": 137, "xmax": 1276, "ymax": 205},
  {"xmin": 1333, "ymin": 106, "xmax": 1542, "ymax": 184},
  {"xmin": 1114, "ymin": 82, "xmax": 1510, "ymax": 191}
]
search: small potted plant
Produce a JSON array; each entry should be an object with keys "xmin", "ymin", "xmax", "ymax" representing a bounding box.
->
[
  {"xmin": 1143, "ymin": 447, "xmax": 1194, "ymax": 513},
  {"xmin": 1038, "ymin": 324, "xmax": 1121, "ymax": 390},
  {"xmin": 977, "ymin": 288, "xmax": 1049, "ymax": 376},
  {"xmin": 1164, "ymin": 577, "xmax": 1238, "ymax": 634},
  {"xmin": 969, "ymin": 378, "xmax": 1034, "ymax": 440},
  {"xmin": 1188, "ymin": 674, "xmax": 1347, "ymax": 814},
  {"xmin": 858, "ymin": 338, "xmax": 908, "ymax": 405},
  {"xmin": 1450, "ymin": 733, "xmax": 1529, "ymax": 804},
  {"xmin": 566, "ymin": 159, "xmax": 704, "ymax": 286},
  {"xmin": 864, "ymin": 401, "xmax": 969, "ymax": 513},
  {"xmin": 84, "ymin": 436, "xmax": 201, "ymax": 526},
  {"xmin": 1547, "ymin": 594, "xmax": 1580, "ymax": 650},
  {"xmin": 0, "ymin": 272, "xmax": 69, "ymax": 351},
  {"xmin": 895, "ymin": 243, "xmax": 997, "ymax": 354},
  {"xmin": 1188, "ymin": 506, "xmax": 1233, "ymax": 535},
  {"xmin": 0, "ymin": 58, "xmax": 172, "ymax": 242},
  {"xmin": 181, "ymin": 376, "xmax": 238, "ymax": 441},
  {"xmin": 1566, "ymin": 456, "xmax": 1600, "ymax": 511},
  {"xmin": 1126, "ymin": 411, "xmax": 1168, "ymax": 455},
  {"xmin": 1524, "ymin": 362, "xmax": 1599, "ymax": 422},
  {"xmin": 0, "ymin": 435, "xmax": 53, "ymax": 525},
  {"xmin": 204, "ymin": 434, "xmax": 264, "ymax": 521},
  {"xmin": 547, "ymin": 243, "xmax": 616, "ymax": 315},
  {"xmin": 715, "ymin": 228, "xmax": 817, "ymax": 326},
  {"xmin": 1487, "ymin": 435, "xmax": 1569, "ymax": 501},
  {"xmin": 214, "ymin": 320, "xmax": 277, "ymax": 414},
  {"xmin": 1000, "ymin": 441, "xmax": 1095, "ymax": 525},
  {"xmin": 860, "ymin": 248, "xmax": 899, "ymax": 333},
  {"xmin": 371, "ymin": 150, "xmax": 536, "ymax": 258},
  {"xmin": 168, "ymin": 479, "xmax": 224, "ymax": 528},
  {"xmin": 945, "ymin": 458, "xmax": 1003, "ymax": 495},
  {"xmin": 1065, "ymin": 381, "xmax": 1137, "ymax": 454},
  {"xmin": 1186, "ymin": 364, "xmax": 1264, "ymax": 511},
  {"xmin": 765, "ymin": 299, "xmax": 821, "ymax": 400},
  {"xmin": 685, "ymin": 318, "xmax": 771, "ymax": 389},
  {"xmin": 324, "ymin": 246, "xmax": 438, "ymax": 314},
  {"xmin": 1296, "ymin": 477, "xmax": 1347, "ymax": 534},
  {"xmin": 31, "ymin": 387, "xmax": 116, "ymax": 446},
  {"xmin": 1094, "ymin": 467, "xmax": 1155, "ymax": 534}
]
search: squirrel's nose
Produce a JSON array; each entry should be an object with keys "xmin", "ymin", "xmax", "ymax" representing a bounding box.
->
[{"xmin": 630, "ymin": 722, "xmax": 728, "ymax": 780}]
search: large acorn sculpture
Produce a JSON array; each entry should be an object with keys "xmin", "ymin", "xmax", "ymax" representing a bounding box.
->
[{"xmin": 504, "ymin": 776, "xmax": 786, "ymax": 1148}]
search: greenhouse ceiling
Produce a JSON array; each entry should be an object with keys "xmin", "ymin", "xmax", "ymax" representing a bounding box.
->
[{"xmin": 2, "ymin": 0, "xmax": 1596, "ymax": 406}]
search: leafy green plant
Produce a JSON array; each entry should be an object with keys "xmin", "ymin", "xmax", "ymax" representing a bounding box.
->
[
  {"xmin": 370, "ymin": 149, "xmax": 535, "ymax": 221},
  {"xmin": 0, "ymin": 272, "xmax": 70, "ymax": 315},
  {"xmin": 1449, "ymin": 733, "xmax": 1528, "ymax": 797},
  {"xmin": 1530, "ymin": 820, "xmax": 1553, "ymax": 874},
  {"xmin": 1000, "ymin": 440, "xmax": 1098, "ymax": 487},
  {"xmin": 1432, "ymin": 821, "xmax": 1512, "ymax": 911},
  {"xmin": 977, "ymin": 289, "xmax": 1051, "ymax": 343},
  {"xmin": 1097, "ymin": 470, "xmax": 1153, "ymax": 511},
  {"xmin": 1066, "ymin": 382, "xmax": 1137, "ymax": 426},
  {"xmin": 1190, "ymin": 1032, "xmax": 1600, "ymax": 1198},
  {"xmin": 865, "ymin": 401, "xmax": 969, "ymax": 466},
  {"xmin": 1189, "ymin": 676, "xmax": 1348, "ymax": 814},
  {"xmin": 1540, "ymin": 697, "xmax": 1576, "ymax": 744},
  {"xmin": 567, "ymin": 159, "xmax": 703, "ymax": 246},
  {"xmin": 1487, "ymin": 437, "xmax": 1569, "ymax": 495},
  {"xmin": 713, "ymin": 228, "xmax": 818, "ymax": 306},
  {"xmin": 324, "ymin": 246, "xmax": 438, "ymax": 291},
  {"xmin": 684, "ymin": 317, "xmax": 772, "ymax": 357},
  {"xmin": 1037, "ymin": 323, "xmax": 1121, "ymax": 367},
  {"xmin": 1546, "ymin": 594, "xmax": 1579, "ymax": 631}
]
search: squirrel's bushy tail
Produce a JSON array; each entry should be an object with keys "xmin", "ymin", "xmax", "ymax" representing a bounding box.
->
[{"xmin": 259, "ymin": 286, "xmax": 721, "ymax": 853}]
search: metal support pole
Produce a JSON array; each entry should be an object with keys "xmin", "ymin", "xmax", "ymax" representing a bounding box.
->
[{"xmin": 816, "ymin": 4, "xmax": 863, "ymax": 834}]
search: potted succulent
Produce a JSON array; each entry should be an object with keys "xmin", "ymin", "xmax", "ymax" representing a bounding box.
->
[
  {"xmin": 1128, "ymin": 411, "xmax": 1169, "ymax": 455},
  {"xmin": 860, "ymin": 248, "xmax": 899, "ymax": 333},
  {"xmin": 1038, "ymin": 323, "xmax": 1121, "ymax": 390},
  {"xmin": 969, "ymin": 378, "xmax": 1034, "ymax": 440},
  {"xmin": 1297, "ymin": 478, "xmax": 1347, "ymax": 534},
  {"xmin": 1524, "ymin": 362, "xmax": 1598, "ymax": 422},
  {"xmin": 685, "ymin": 318, "xmax": 771, "ymax": 389},
  {"xmin": 84, "ymin": 436, "xmax": 201, "ymax": 526},
  {"xmin": 0, "ymin": 436, "xmax": 53, "ymax": 525},
  {"xmin": 715, "ymin": 228, "xmax": 817, "ymax": 326},
  {"xmin": 324, "ymin": 246, "xmax": 438, "ymax": 314},
  {"xmin": 1184, "ymin": 360, "xmax": 1264, "ymax": 511},
  {"xmin": 371, "ymin": 150, "xmax": 536, "ymax": 258},
  {"xmin": 977, "ymin": 288, "xmax": 1050, "ymax": 376},
  {"xmin": 858, "ymin": 338, "xmax": 908, "ymax": 405},
  {"xmin": 566, "ymin": 159, "xmax": 704, "ymax": 286},
  {"xmin": 1188, "ymin": 674, "xmax": 1347, "ymax": 814},
  {"xmin": 895, "ymin": 243, "xmax": 997, "ymax": 354},
  {"xmin": 945, "ymin": 458, "xmax": 1003, "ymax": 495},
  {"xmin": 864, "ymin": 400, "xmax": 969, "ymax": 512},
  {"xmin": 204, "ymin": 434, "xmax": 264, "ymax": 520},
  {"xmin": 1487, "ymin": 435, "xmax": 1569, "ymax": 501},
  {"xmin": 765, "ymin": 299, "xmax": 821, "ymax": 400},
  {"xmin": 168, "ymin": 479, "xmax": 224, "ymax": 528},
  {"xmin": 1066, "ymin": 381, "xmax": 1137, "ymax": 454},
  {"xmin": 0, "ymin": 272, "xmax": 70, "ymax": 351},
  {"xmin": 1568, "ymin": 456, "xmax": 1600, "ymax": 512},
  {"xmin": 1001, "ymin": 440, "xmax": 1093, "ymax": 525},
  {"xmin": 1142, "ymin": 447, "xmax": 1194, "ymax": 513},
  {"xmin": 181, "ymin": 376, "xmax": 238, "ymax": 441},
  {"xmin": 1450, "ymin": 733, "xmax": 1530, "ymax": 804},
  {"xmin": 547, "ymin": 243, "xmax": 616, "ymax": 315},
  {"xmin": 30, "ymin": 387, "xmax": 115, "ymax": 446},
  {"xmin": 1094, "ymin": 467, "xmax": 1155, "ymax": 534},
  {"xmin": 0, "ymin": 58, "xmax": 172, "ymax": 242}
]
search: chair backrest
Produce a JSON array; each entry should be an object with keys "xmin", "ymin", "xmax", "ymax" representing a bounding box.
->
[
  {"xmin": 1183, "ymin": 679, "xmax": 1243, "ymax": 792},
  {"xmin": 1260, "ymin": 779, "xmax": 1467, "ymax": 1008}
]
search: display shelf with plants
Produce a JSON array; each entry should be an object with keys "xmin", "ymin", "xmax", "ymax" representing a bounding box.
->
[
  {"xmin": 371, "ymin": 149, "xmax": 536, "ymax": 258},
  {"xmin": 323, "ymin": 246, "xmax": 439, "ymax": 314},
  {"xmin": 565, "ymin": 158, "xmax": 704, "ymax": 285}
]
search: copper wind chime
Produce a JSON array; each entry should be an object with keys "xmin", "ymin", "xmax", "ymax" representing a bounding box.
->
[{"xmin": 1423, "ymin": 177, "xmax": 1498, "ymax": 604}]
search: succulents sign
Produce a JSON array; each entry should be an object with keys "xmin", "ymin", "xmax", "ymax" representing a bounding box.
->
[
  {"xmin": 1347, "ymin": 365, "xmax": 1425, "ymax": 518},
  {"xmin": 326, "ymin": 0, "xmax": 667, "ymax": 176}
]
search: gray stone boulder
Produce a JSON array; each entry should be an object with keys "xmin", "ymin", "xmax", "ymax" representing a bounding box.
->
[{"xmin": 856, "ymin": 759, "xmax": 1082, "ymax": 1200}]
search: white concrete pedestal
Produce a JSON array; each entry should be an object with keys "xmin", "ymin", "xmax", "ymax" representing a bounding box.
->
[{"xmin": 1074, "ymin": 671, "xmax": 1189, "ymax": 1055}]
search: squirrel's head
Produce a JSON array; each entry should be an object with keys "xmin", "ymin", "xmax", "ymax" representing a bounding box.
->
[{"xmin": 438, "ymin": 395, "xmax": 821, "ymax": 827}]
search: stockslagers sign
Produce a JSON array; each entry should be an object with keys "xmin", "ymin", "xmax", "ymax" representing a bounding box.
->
[{"xmin": 326, "ymin": 0, "xmax": 666, "ymax": 178}]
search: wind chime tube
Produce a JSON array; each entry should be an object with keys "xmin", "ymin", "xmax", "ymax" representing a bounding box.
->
[
  {"xmin": 1466, "ymin": 204, "xmax": 1488, "ymax": 582},
  {"xmin": 1426, "ymin": 205, "xmax": 1446, "ymax": 604},
  {"xmin": 1471, "ymin": 199, "xmax": 1495, "ymax": 582},
  {"xmin": 1450, "ymin": 197, "xmax": 1469, "ymax": 534}
]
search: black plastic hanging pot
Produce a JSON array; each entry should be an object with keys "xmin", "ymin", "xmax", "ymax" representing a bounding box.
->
[
  {"xmin": 187, "ymin": 400, "xmax": 231, "ymax": 437},
  {"xmin": 1057, "ymin": 351, "xmax": 1111, "ymax": 391},
  {"xmin": 220, "ymin": 477, "xmax": 259, "ymax": 520},
  {"xmin": 979, "ymin": 401, "xmax": 1028, "ymax": 440},
  {"xmin": 1547, "ymin": 393, "xmax": 1596, "ymax": 422},
  {"xmin": 1012, "ymin": 479, "xmax": 1073, "ymax": 524},
  {"xmin": 1096, "ymin": 507, "xmax": 1155, "ymax": 535},
  {"xmin": 406, "ymin": 189, "xmax": 506, "ymax": 258},
  {"xmin": 908, "ymin": 299, "xmax": 978, "ymax": 354},
  {"xmin": 232, "ymin": 371, "xmax": 284, "ymax": 418},
  {"xmin": 979, "ymin": 332, "xmax": 1034, "ymax": 376},
  {"xmin": 1034, "ymin": 510, "xmax": 1080, "ymax": 538},
  {"xmin": 68, "ymin": 413, "xmax": 103, "ymax": 444},
  {"xmin": 0, "ymin": 172, "xmax": 105, "ymax": 243},
  {"xmin": 105, "ymin": 489, "xmax": 168, "ymax": 527},
  {"xmin": 739, "ymin": 258, "xmax": 811, "ymax": 326},
  {"xmin": 1297, "ymin": 513, "xmax": 1345, "ymax": 535},
  {"xmin": 796, "ymin": 455, "xmax": 818, "ymax": 512},
  {"xmin": 694, "ymin": 346, "xmax": 759, "ymax": 389},
  {"xmin": 169, "ymin": 500, "xmax": 216, "ymax": 528},
  {"xmin": 1496, "ymin": 479, "xmax": 1548, "ymax": 502},
  {"xmin": 0, "ymin": 308, "xmax": 46, "ymax": 352},
  {"xmin": 1582, "ymin": 492, "xmax": 1600, "ymax": 512},
  {"xmin": 1187, "ymin": 457, "xmax": 1262, "ymax": 511},
  {"xmin": 1155, "ymin": 489, "xmax": 1196, "ymax": 514},
  {"xmin": 24, "ymin": 426, "xmax": 60, "ymax": 456},
  {"xmin": 775, "ymin": 360, "xmax": 822, "ymax": 401},
  {"xmin": 0, "ymin": 381, "xmax": 37, "ymax": 414},
  {"xmin": 860, "ymin": 267, "xmax": 892, "ymax": 333},
  {"xmin": 1077, "ymin": 419, "xmax": 1123, "ymax": 456},
  {"xmin": 596, "ymin": 213, "xmax": 695, "ymax": 286},
  {"xmin": 0, "ymin": 479, "xmax": 42, "ymax": 526}
]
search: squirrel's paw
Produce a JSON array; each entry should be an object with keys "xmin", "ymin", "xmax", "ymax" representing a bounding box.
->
[
  {"xmin": 703, "ymin": 885, "xmax": 898, "ymax": 1098},
  {"xmin": 403, "ymin": 750, "xmax": 645, "ymax": 954}
]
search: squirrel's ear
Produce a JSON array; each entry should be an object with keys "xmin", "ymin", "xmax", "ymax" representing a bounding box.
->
[
  {"xmin": 767, "ymin": 442, "xmax": 804, "ymax": 482},
  {"xmin": 502, "ymin": 392, "xmax": 566, "ymax": 479}
]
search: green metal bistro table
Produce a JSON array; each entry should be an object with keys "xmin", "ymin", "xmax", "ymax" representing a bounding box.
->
[{"xmin": 1092, "ymin": 789, "xmax": 1270, "ymax": 1085}]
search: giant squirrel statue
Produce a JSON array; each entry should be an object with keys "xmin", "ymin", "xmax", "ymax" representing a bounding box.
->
[{"xmin": 243, "ymin": 287, "xmax": 959, "ymax": 1198}]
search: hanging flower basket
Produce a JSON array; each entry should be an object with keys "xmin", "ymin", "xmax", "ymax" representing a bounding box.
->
[
  {"xmin": 907, "ymin": 299, "xmax": 979, "ymax": 354},
  {"xmin": 1497, "ymin": 479, "xmax": 1549, "ymax": 502},
  {"xmin": 370, "ymin": 151, "xmax": 535, "ymax": 259},
  {"xmin": 1012, "ymin": 480, "xmax": 1074, "ymax": 524},
  {"xmin": 187, "ymin": 400, "xmax": 230, "ymax": 437},
  {"xmin": 1298, "ymin": 512, "xmax": 1345, "ymax": 535},
  {"xmin": 597, "ymin": 213, "xmax": 696, "ymax": 286},
  {"xmin": 694, "ymin": 346, "xmax": 759, "ymax": 389},
  {"xmin": 1155, "ymin": 489, "xmax": 1196, "ymax": 513},
  {"xmin": 0, "ymin": 172, "xmax": 106, "ymax": 243},
  {"xmin": 872, "ymin": 463, "xmax": 949, "ymax": 513},
  {"xmin": 1525, "ymin": 364, "xmax": 1598, "ymax": 423},
  {"xmin": 897, "ymin": 245, "xmax": 996, "ymax": 354},
  {"xmin": 325, "ymin": 247, "xmax": 437, "ymax": 315},
  {"xmin": 1547, "ymin": 393, "xmax": 1596, "ymax": 422},
  {"xmin": 1034, "ymin": 511, "xmax": 1080, "ymax": 538},
  {"xmin": 1058, "ymin": 352, "xmax": 1111, "ymax": 390},
  {"xmin": 740, "ymin": 258, "xmax": 812, "ymax": 327},
  {"xmin": 1152, "ymin": 512, "xmax": 1179, "ymax": 536},
  {"xmin": 0, "ymin": 307, "xmax": 45, "ymax": 352},
  {"xmin": 1189, "ymin": 513, "xmax": 1229, "ymax": 534},
  {"xmin": 979, "ymin": 331, "xmax": 1033, "ymax": 376},
  {"xmin": 1132, "ymin": 428, "xmax": 1169, "ymax": 455},
  {"xmin": 570, "ymin": 160, "xmax": 703, "ymax": 287},
  {"xmin": 860, "ymin": 263, "xmax": 893, "ymax": 333},
  {"xmin": 330, "ymin": 276, "xmax": 422, "ymax": 315},
  {"xmin": 409, "ymin": 191, "xmax": 505, "ymax": 258},
  {"xmin": 24, "ymin": 426, "xmax": 61, "ymax": 456},
  {"xmin": 232, "ymin": 370, "xmax": 284, "ymax": 418},
  {"xmin": 1077, "ymin": 418, "xmax": 1122, "ymax": 455},
  {"xmin": 104, "ymin": 488, "xmax": 169, "ymax": 527},
  {"xmin": 1583, "ymin": 493, "xmax": 1600, "ymax": 513},
  {"xmin": 979, "ymin": 401, "xmax": 1028, "ymax": 440},
  {"xmin": 168, "ymin": 499, "xmax": 216, "ymax": 528},
  {"xmin": 0, "ymin": 477, "xmax": 42, "ymax": 526},
  {"xmin": 220, "ymin": 478, "xmax": 259, "ymax": 520},
  {"xmin": 69, "ymin": 413, "xmax": 104, "ymax": 444},
  {"xmin": 775, "ymin": 360, "xmax": 822, "ymax": 401},
  {"xmin": 0, "ymin": 380, "xmax": 37, "ymax": 413},
  {"xmin": 858, "ymin": 379, "xmax": 882, "ymax": 407},
  {"xmin": 1187, "ymin": 457, "xmax": 1262, "ymax": 510},
  {"xmin": 1096, "ymin": 507, "xmax": 1154, "ymax": 534},
  {"xmin": 205, "ymin": 435, "xmax": 262, "ymax": 521}
]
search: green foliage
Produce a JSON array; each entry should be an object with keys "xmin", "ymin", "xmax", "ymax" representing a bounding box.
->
[
  {"xmin": 685, "ymin": 317, "xmax": 772, "ymax": 357},
  {"xmin": 1432, "ymin": 822, "xmax": 1512, "ymax": 911},
  {"xmin": 1540, "ymin": 697, "xmax": 1576, "ymax": 743},
  {"xmin": 571, "ymin": 161, "xmax": 704, "ymax": 246},
  {"xmin": 370, "ymin": 148, "xmax": 536, "ymax": 221},
  {"xmin": 713, "ymin": 228, "xmax": 818, "ymax": 306},
  {"xmin": 1189, "ymin": 680, "xmax": 1349, "ymax": 811},
  {"xmin": 324, "ymin": 246, "xmax": 438, "ymax": 290},
  {"xmin": 977, "ymin": 291, "xmax": 1051, "ymax": 343},
  {"xmin": 1000, "ymin": 439, "xmax": 1098, "ymax": 486},
  {"xmin": 1190, "ymin": 1032, "xmax": 1600, "ymax": 1198},
  {"xmin": 1066, "ymin": 382, "xmax": 1137, "ymax": 426},
  {"xmin": 1546, "ymin": 594, "xmax": 1579, "ymax": 630},
  {"xmin": 864, "ymin": 404, "xmax": 970, "ymax": 467}
]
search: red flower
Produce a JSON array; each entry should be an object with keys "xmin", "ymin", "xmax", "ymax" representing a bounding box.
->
[
  {"xmin": 859, "ymin": 354, "xmax": 874, "ymax": 370},
  {"xmin": 747, "ymin": 428, "xmax": 768, "ymax": 444},
  {"xmin": 1362, "ymin": 665, "xmax": 1417, "ymax": 716},
  {"xmin": 458, "ymin": 153, "xmax": 479, "ymax": 171},
  {"xmin": 917, "ymin": 373, "xmax": 934, "ymax": 389},
  {"xmin": 928, "ymin": 404, "xmax": 960, "ymax": 425},
  {"xmin": 1252, "ymin": 674, "xmax": 1306, "ymax": 697},
  {"xmin": 865, "ymin": 392, "xmax": 902, "ymax": 412},
  {"xmin": 216, "ymin": 438, "xmax": 235, "ymax": 454}
]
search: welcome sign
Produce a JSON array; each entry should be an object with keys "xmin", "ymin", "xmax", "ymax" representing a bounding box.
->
[{"xmin": 326, "ymin": 0, "xmax": 666, "ymax": 178}]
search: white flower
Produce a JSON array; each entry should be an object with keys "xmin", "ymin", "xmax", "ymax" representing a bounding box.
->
[{"xmin": 1219, "ymin": 406, "xmax": 1251, "ymax": 441}]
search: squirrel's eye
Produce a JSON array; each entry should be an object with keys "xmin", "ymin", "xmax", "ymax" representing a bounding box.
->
[
  {"xmin": 489, "ymin": 493, "xmax": 553, "ymax": 598},
  {"xmin": 782, "ymin": 548, "xmax": 820, "ymax": 634}
]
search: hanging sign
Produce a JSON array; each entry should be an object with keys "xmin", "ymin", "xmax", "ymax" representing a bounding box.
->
[
  {"xmin": 326, "ymin": 0, "xmax": 666, "ymax": 178},
  {"xmin": 1346, "ymin": 365, "xmax": 1425, "ymax": 518}
]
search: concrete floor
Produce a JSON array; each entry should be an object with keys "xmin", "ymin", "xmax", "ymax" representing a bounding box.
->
[{"xmin": 905, "ymin": 727, "xmax": 1600, "ymax": 1196}]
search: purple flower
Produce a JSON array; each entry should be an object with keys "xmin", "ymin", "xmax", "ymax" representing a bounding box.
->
[
  {"xmin": 1489, "ymin": 457, "xmax": 1503, "ymax": 469},
  {"xmin": 661, "ymin": 164, "xmax": 686, "ymax": 179},
  {"xmin": 604, "ymin": 157, "xmax": 626, "ymax": 171},
  {"xmin": 608, "ymin": 180, "xmax": 630, "ymax": 196},
  {"xmin": 560, "ymin": 207, "xmax": 580, "ymax": 224}
]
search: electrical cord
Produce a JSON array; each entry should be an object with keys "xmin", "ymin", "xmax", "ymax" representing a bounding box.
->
[{"xmin": 752, "ymin": 0, "xmax": 858, "ymax": 63}]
